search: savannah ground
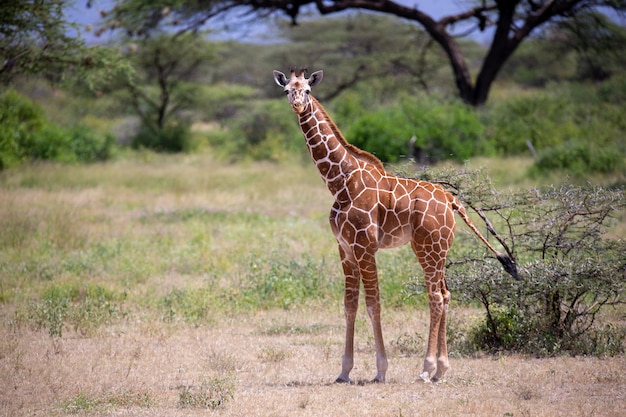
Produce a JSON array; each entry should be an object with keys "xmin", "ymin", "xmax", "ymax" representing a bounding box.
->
[{"xmin": 1, "ymin": 154, "xmax": 624, "ymax": 416}]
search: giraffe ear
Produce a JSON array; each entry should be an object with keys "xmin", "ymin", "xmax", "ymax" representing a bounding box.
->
[
  {"xmin": 273, "ymin": 70, "xmax": 288, "ymax": 87},
  {"xmin": 308, "ymin": 70, "xmax": 323, "ymax": 87}
]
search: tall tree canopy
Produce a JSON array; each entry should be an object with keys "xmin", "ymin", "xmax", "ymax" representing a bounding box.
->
[
  {"xmin": 0, "ymin": 0, "xmax": 85, "ymax": 83},
  {"xmin": 104, "ymin": 0, "xmax": 626, "ymax": 106}
]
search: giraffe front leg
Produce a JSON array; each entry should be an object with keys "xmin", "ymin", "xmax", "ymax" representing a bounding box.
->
[
  {"xmin": 336, "ymin": 246, "xmax": 359, "ymax": 384},
  {"xmin": 366, "ymin": 298, "xmax": 388, "ymax": 383},
  {"xmin": 337, "ymin": 303, "xmax": 357, "ymax": 383},
  {"xmin": 357, "ymin": 248, "xmax": 387, "ymax": 383}
]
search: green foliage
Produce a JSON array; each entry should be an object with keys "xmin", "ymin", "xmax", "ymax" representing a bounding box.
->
[
  {"xmin": 0, "ymin": 0, "xmax": 86, "ymax": 83},
  {"xmin": 178, "ymin": 374, "xmax": 235, "ymax": 409},
  {"xmin": 0, "ymin": 90, "xmax": 44, "ymax": 168},
  {"xmin": 531, "ymin": 140, "xmax": 624, "ymax": 176},
  {"xmin": 483, "ymin": 81, "xmax": 626, "ymax": 176},
  {"xmin": 28, "ymin": 283, "xmax": 125, "ymax": 337},
  {"xmin": 556, "ymin": 12, "xmax": 626, "ymax": 81},
  {"xmin": 209, "ymin": 99, "xmax": 305, "ymax": 161},
  {"xmin": 59, "ymin": 390, "xmax": 151, "ymax": 414},
  {"xmin": 159, "ymin": 288, "xmax": 217, "ymax": 324},
  {"xmin": 0, "ymin": 90, "xmax": 115, "ymax": 167},
  {"xmin": 101, "ymin": 32, "xmax": 215, "ymax": 152},
  {"xmin": 482, "ymin": 91, "xmax": 578, "ymax": 155},
  {"xmin": 347, "ymin": 96, "xmax": 488, "ymax": 163},
  {"xmin": 237, "ymin": 255, "xmax": 337, "ymax": 310},
  {"xmin": 500, "ymin": 40, "xmax": 577, "ymax": 87},
  {"xmin": 502, "ymin": 13, "xmax": 626, "ymax": 86},
  {"xmin": 132, "ymin": 121, "xmax": 193, "ymax": 153}
]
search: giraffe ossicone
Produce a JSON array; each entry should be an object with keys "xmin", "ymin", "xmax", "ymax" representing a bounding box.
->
[{"xmin": 273, "ymin": 68, "xmax": 518, "ymax": 384}]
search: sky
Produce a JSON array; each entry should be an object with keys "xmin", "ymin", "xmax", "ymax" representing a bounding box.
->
[{"xmin": 66, "ymin": 0, "xmax": 495, "ymax": 44}]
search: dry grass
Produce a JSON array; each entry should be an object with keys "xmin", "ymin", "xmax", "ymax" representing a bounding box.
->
[
  {"xmin": 1, "ymin": 154, "xmax": 624, "ymax": 416},
  {"xmin": 1, "ymin": 309, "xmax": 625, "ymax": 417}
]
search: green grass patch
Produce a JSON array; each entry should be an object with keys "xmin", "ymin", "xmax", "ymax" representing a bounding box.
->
[
  {"xmin": 59, "ymin": 390, "xmax": 151, "ymax": 414},
  {"xmin": 26, "ymin": 282, "xmax": 126, "ymax": 337}
]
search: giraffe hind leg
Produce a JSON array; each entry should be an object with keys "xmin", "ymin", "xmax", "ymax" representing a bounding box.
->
[
  {"xmin": 432, "ymin": 286, "xmax": 451, "ymax": 382},
  {"xmin": 412, "ymin": 241, "xmax": 450, "ymax": 383}
]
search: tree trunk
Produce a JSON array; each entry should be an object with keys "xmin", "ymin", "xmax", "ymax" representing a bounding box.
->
[{"xmin": 469, "ymin": 2, "xmax": 519, "ymax": 106}]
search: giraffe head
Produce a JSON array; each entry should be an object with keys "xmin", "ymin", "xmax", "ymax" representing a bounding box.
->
[{"xmin": 273, "ymin": 68, "xmax": 323, "ymax": 114}]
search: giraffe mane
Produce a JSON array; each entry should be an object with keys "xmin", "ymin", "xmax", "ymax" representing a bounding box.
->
[{"xmin": 310, "ymin": 96, "xmax": 385, "ymax": 172}]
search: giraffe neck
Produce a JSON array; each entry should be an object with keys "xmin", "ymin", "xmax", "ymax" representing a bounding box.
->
[{"xmin": 298, "ymin": 96, "xmax": 384, "ymax": 196}]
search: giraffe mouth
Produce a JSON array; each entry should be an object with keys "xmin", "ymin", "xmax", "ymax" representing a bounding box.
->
[{"xmin": 291, "ymin": 104, "xmax": 305, "ymax": 113}]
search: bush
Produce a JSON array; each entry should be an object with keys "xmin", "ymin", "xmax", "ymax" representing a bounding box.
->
[
  {"xmin": 0, "ymin": 90, "xmax": 46, "ymax": 168},
  {"xmin": 131, "ymin": 122, "xmax": 193, "ymax": 152},
  {"xmin": 68, "ymin": 124, "xmax": 116, "ymax": 162},
  {"xmin": 346, "ymin": 106, "xmax": 413, "ymax": 162},
  {"xmin": 531, "ymin": 140, "xmax": 624, "ymax": 176},
  {"xmin": 422, "ymin": 167, "xmax": 626, "ymax": 356},
  {"xmin": 483, "ymin": 82, "xmax": 626, "ymax": 173},
  {"xmin": 347, "ymin": 96, "xmax": 489, "ymax": 163},
  {"xmin": 482, "ymin": 92, "xmax": 578, "ymax": 155},
  {"xmin": 0, "ymin": 90, "xmax": 115, "ymax": 167},
  {"xmin": 209, "ymin": 99, "xmax": 305, "ymax": 161}
]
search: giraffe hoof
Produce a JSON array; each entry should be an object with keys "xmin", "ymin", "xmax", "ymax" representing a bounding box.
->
[
  {"xmin": 335, "ymin": 377, "xmax": 353, "ymax": 384},
  {"xmin": 419, "ymin": 372, "xmax": 431, "ymax": 383}
]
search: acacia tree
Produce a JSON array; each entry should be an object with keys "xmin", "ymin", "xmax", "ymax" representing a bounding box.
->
[
  {"xmin": 103, "ymin": 0, "xmax": 626, "ymax": 106},
  {"xmin": 0, "ymin": 1, "xmax": 87, "ymax": 83},
  {"xmin": 417, "ymin": 167, "xmax": 626, "ymax": 356},
  {"xmin": 106, "ymin": 33, "xmax": 215, "ymax": 151}
]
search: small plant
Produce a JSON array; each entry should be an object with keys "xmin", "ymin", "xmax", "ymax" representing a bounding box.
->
[
  {"xmin": 159, "ymin": 288, "xmax": 206, "ymax": 323},
  {"xmin": 178, "ymin": 374, "xmax": 235, "ymax": 409},
  {"xmin": 28, "ymin": 283, "xmax": 125, "ymax": 337},
  {"xmin": 59, "ymin": 390, "xmax": 151, "ymax": 414},
  {"xmin": 391, "ymin": 332, "xmax": 424, "ymax": 356},
  {"xmin": 258, "ymin": 346, "xmax": 291, "ymax": 363}
]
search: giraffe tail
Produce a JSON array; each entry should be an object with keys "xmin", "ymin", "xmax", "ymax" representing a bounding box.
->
[{"xmin": 450, "ymin": 196, "xmax": 520, "ymax": 280}]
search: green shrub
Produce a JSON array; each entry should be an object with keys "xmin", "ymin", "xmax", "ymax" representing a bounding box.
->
[
  {"xmin": 0, "ymin": 90, "xmax": 47, "ymax": 168},
  {"xmin": 68, "ymin": 124, "xmax": 116, "ymax": 162},
  {"xmin": 132, "ymin": 122, "xmax": 193, "ymax": 152},
  {"xmin": 211, "ymin": 99, "xmax": 304, "ymax": 161},
  {"xmin": 483, "ymin": 92, "xmax": 578, "ymax": 155},
  {"xmin": 531, "ymin": 140, "xmax": 625, "ymax": 176},
  {"xmin": 238, "ymin": 255, "xmax": 335, "ymax": 310},
  {"xmin": 347, "ymin": 106, "xmax": 412, "ymax": 162},
  {"xmin": 28, "ymin": 283, "xmax": 125, "ymax": 337},
  {"xmin": 178, "ymin": 374, "xmax": 235, "ymax": 409},
  {"xmin": 483, "ymin": 82, "xmax": 626, "ymax": 170},
  {"xmin": 347, "ymin": 96, "xmax": 488, "ymax": 163},
  {"xmin": 159, "ymin": 288, "xmax": 217, "ymax": 324},
  {"xmin": 440, "ymin": 169, "xmax": 626, "ymax": 357},
  {"xmin": 597, "ymin": 74, "xmax": 626, "ymax": 105},
  {"xmin": 0, "ymin": 90, "xmax": 115, "ymax": 167}
]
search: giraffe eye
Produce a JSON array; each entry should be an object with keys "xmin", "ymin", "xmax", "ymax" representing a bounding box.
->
[{"xmin": 305, "ymin": 90, "xmax": 310, "ymax": 95}]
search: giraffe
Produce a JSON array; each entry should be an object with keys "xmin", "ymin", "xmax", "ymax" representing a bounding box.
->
[{"xmin": 273, "ymin": 68, "xmax": 518, "ymax": 383}]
